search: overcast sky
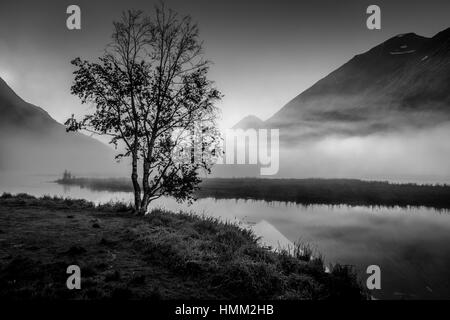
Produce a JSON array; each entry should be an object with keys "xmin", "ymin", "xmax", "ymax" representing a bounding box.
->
[{"xmin": 0, "ymin": 0, "xmax": 449, "ymax": 130}]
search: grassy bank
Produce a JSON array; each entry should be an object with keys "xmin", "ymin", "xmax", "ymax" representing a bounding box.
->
[
  {"xmin": 57, "ymin": 177, "xmax": 450, "ymax": 209},
  {"xmin": 0, "ymin": 193, "xmax": 366, "ymax": 300}
]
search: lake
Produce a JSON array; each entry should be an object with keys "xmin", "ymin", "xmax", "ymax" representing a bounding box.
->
[{"xmin": 1, "ymin": 172, "xmax": 450, "ymax": 299}]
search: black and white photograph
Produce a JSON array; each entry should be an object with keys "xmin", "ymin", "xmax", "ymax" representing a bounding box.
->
[{"xmin": 0, "ymin": 0, "xmax": 450, "ymax": 315}]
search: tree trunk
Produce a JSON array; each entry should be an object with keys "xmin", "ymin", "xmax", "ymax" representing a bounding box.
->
[
  {"xmin": 139, "ymin": 132, "xmax": 157, "ymax": 216},
  {"xmin": 131, "ymin": 153, "xmax": 141, "ymax": 213},
  {"xmin": 139, "ymin": 159, "xmax": 151, "ymax": 215}
]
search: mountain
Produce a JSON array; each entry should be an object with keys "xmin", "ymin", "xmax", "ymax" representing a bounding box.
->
[
  {"xmin": 0, "ymin": 77, "xmax": 118, "ymax": 173},
  {"xmin": 232, "ymin": 115, "xmax": 266, "ymax": 129},
  {"xmin": 235, "ymin": 28, "xmax": 450, "ymax": 142}
]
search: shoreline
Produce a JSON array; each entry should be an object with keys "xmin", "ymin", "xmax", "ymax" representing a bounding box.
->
[{"xmin": 0, "ymin": 193, "xmax": 367, "ymax": 300}]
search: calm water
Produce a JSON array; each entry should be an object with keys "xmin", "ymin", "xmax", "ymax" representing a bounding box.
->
[{"xmin": 1, "ymin": 173, "xmax": 450, "ymax": 299}]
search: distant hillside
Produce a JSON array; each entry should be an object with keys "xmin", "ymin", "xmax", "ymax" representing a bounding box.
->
[
  {"xmin": 232, "ymin": 115, "xmax": 265, "ymax": 129},
  {"xmin": 0, "ymin": 77, "xmax": 118, "ymax": 173},
  {"xmin": 235, "ymin": 28, "xmax": 450, "ymax": 142}
]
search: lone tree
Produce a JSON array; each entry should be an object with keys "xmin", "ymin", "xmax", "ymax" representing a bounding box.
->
[{"xmin": 66, "ymin": 6, "xmax": 222, "ymax": 214}]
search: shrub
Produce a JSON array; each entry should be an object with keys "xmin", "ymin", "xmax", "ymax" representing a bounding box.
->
[{"xmin": 0, "ymin": 192, "xmax": 13, "ymax": 199}]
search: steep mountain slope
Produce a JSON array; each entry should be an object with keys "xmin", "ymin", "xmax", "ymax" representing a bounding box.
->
[
  {"xmin": 237, "ymin": 28, "xmax": 450, "ymax": 142},
  {"xmin": 0, "ymin": 77, "xmax": 118, "ymax": 173}
]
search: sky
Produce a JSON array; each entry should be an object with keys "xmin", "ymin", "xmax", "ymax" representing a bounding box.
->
[{"xmin": 0, "ymin": 0, "xmax": 449, "ymax": 130}]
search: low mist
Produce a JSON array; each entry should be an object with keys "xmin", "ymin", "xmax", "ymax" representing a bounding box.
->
[
  {"xmin": 0, "ymin": 126, "xmax": 128, "ymax": 177},
  {"xmin": 277, "ymin": 124, "xmax": 450, "ymax": 183},
  {"xmin": 210, "ymin": 123, "xmax": 450, "ymax": 184}
]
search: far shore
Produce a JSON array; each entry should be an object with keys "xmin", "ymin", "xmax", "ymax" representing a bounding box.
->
[{"xmin": 55, "ymin": 176, "xmax": 450, "ymax": 210}]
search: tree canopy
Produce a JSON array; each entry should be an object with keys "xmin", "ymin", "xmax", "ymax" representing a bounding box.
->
[{"xmin": 66, "ymin": 6, "xmax": 222, "ymax": 214}]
